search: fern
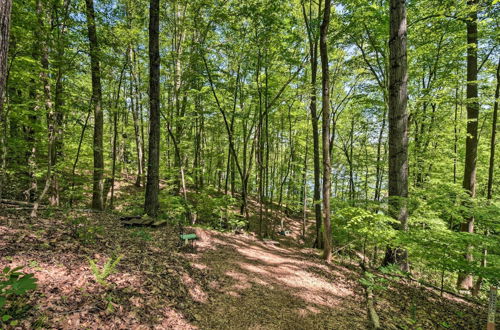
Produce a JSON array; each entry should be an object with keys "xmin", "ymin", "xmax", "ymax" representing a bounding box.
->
[{"xmin": 88, "ymin": 255, "xmax": 122, "ymax": 286}]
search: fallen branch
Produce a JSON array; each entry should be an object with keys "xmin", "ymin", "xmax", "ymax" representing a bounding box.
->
[
  {"xmin": 0, "ymin": 199, "xmax": 34, "ymax": 206},
  {"xmin": 365, "ymin": 286, "xmax": 381, "ymax": 329}
]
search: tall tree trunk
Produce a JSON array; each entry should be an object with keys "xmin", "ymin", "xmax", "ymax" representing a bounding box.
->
[
  {"xmin": 302, "ymin": 141, "xmax": 309, "ymax": 240},
  {"xmin": 85, "ymin": 0, "xmax": 104, "ymax": 210},
  {"xmin": 203, "ymin": 55, "xmax": 247, "ymax": 219},
  {"xmin": 109, "ymin": 61, "xmax": 127, "ymax": 209},
  {"xmin": 0, "ymin": 0, "xmax": 12, "ymax": 200},
  {"xmin": 31, "ymin": 0, "xmax": 56, "ymax": 218},
  {"xmin": 144, "ymin": 0, "xmax": 161, "ymax": 217},
  {"xmin": 374, "ymin": 107, "xmax": 387, "ymax": 201},
  {"xmin": 50, "ymin": 0, "xmax": 70, "ymax": 206},
  {"xmin": 301, "ymin": 0, "xmax": 323, "ymax": 249},
  {"xmin": 69, "ymin": 102, "xmax": 92, "ymax": 206},
  {"xmin": 472, "ymin": 57, "xmax": 500, "ymax": 298},
  {"xmin": 130, "ymin": 48, "xmax": 144, "ymax": 187},
  {"xmin": 486, "ymin": 57, "xmax": 499, "ymax": 201},
  {"xmin": 25, "ymin": 4, "xmax": 42, "ymax": 202},
  {"xmin": 384, "ymin": 0, "xmax": 409, "ymax": 270},
  {"xmin": 320, "ymin": 0, "xmax": 332, "ymax": 263},
  {"xmin": 457, "ymin": 0, "xmax": 478, "ymax": 290},
  {"xmin": 454, "ymin": 81, "xmax": 460, "ymax": 184}
]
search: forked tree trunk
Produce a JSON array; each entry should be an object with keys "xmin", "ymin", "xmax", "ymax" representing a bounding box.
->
[{"xmin": 301, "ymin": 0, "xmax": 323, "ymax": 249}]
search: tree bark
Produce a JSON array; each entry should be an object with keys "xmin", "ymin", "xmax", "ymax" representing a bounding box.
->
[
  {"xmin": 374, "ymin": 107, "xmax": 387, "ymax": 201},
  {"xmin": 31, "ymin": 0, "xmax": 56, "ymax": 218},
  {"xmin": 130, "ymin": 47, "xmax": 145, "ymax": 187},
  {"xmin": 384, "ymin": 0, "xmax": 409, "ymax": 270},
  {"xmin": 50, "ymin": 0, "xmax": 71, "ymax": 206},
  {"xmin": 144, "ymin": 0, "xmax": 161, "ymax": 217},
  {"xmin": 85, "ymin": 0, "xmax": 104, "ymax": 211},
  {"xmin": 69, "ymin": 102, "xmax": 92, "ymax": 206},
  {"xmin": 302, "ymin": 141, "xmax": 309, "ymax": 240},
  {"xmin": 109, "ymin": 60, "xmax": 127, "ymax": 209},
  {"xmin": 457, "ymin": 0, "xmax": 478, "ymax": 290},
  {"xmin": 0, "ymin": 0, "xmax": 12, "ymax": 200},
  {"xmin": 320, "ymin": 0, "xmax": 332, "ymax": 263},
  {"xmin": 487, "ymin": 57, "xmax": 499, "ymax": 201},
  {"xmin": 301, "ymin": 0, "xmax": 323, "ymax": 249},
  {"xmin": 472, "ymin": 57, "xmax": 500, "ymax": 297}
]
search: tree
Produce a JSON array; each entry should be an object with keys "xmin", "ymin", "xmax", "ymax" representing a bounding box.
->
[
  {"xmin": 30, "ymin": 0, "xmax": 56, "ymax": 218},
  {"xmin": 0, "ymin": 0, "xmax": 12, "ymax": 200},
  {"xmin": 320, "ymin": 0, "xmax": 332, "ymax": 262},
  {"xmin": 85, "ymin": 0, "xmax": 105, "ymax": 210},
  {"xmin": 144, "ymin": 0, "xmax": 161, "ymax": 217},
  {"xmin": 487, "ymin": 57, "xmax": 500, "ymax": 201},
  {"xmin": 302, "ymin": 0, "xmax": 323, "ymax": 249},
  {"xmin": 457, "ymin": 0, "xmax": 479, "ymax": 290},
  {"xmin": 384, "ymin": 0, "xmax": 409, "ymax": 269}
]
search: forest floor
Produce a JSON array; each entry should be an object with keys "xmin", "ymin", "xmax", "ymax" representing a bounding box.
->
[{"xmin": 0, "ymin": 188, "xmax": 493, "ymax": 329}]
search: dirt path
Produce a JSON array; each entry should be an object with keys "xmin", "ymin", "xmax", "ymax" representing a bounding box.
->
[
  {"xmin": 0, "ymin": 206, "xmax": 490, "ymax": 329},
  {"xmin": 185, "ymin": 230, "xmax": 367, "ymax": 329},
  {"xmin": 180, "ymin": 228, "xmax": 489, "ymax": 330}
]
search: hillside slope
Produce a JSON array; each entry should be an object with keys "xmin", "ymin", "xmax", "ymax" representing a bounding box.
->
[{"xmin": 0, "ymin": 203, "xmax": 491, "ymax": 329}]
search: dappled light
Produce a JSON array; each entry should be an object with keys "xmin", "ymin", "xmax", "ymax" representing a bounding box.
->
[{"xmin": 0, "ymin": 0, "xmax": 498, "ymax": 327}]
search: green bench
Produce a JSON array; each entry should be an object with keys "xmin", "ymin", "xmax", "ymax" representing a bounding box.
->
[{"xmin": 180, "ymin": 233, "xmax": 198, "ymax": 245}]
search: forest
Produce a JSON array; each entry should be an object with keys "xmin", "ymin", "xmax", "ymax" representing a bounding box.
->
[{"xmin": 0, "ymin": 0, "xmax": 499, "ymax": 328}]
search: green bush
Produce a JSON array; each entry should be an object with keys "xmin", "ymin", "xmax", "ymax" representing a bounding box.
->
[
  {"xmin": 158, "ymin": 194, "xmax": 187, "ymax": 222},
  {"xmin": 0, "ymin": 266, "xmax": 38, "ymax": 326},
  {"xmin": 332, "ymin": 206, "xmax": 397, "ymax": 253},
  {"xmin": 190, "ymin": 190, "xmax": 238, "ymax": 229},
  {"xmin": 404, "ymin": 185, "xmax": 500, "ymax": 285},
  {"xmin": 67, "ymin": 216, "xmax": 104, "ymax": 245}
]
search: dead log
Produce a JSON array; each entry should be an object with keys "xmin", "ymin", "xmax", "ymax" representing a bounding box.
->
[
  {"xmin": 0, "ymin": 199, "xmax": 34, "ymax": 206},
  {"xmin": 365, "ymin": 286, "xmax": 381, "ymax": 329}
]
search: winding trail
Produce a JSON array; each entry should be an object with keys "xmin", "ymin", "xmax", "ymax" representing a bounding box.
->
[{"xmin": 185, "ymin": 230, "xmax": 367, "ymax": 329}]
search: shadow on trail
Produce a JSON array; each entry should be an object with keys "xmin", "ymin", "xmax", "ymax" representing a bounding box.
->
[
  {"xmin": 188, "ymin": 230, "xmax": 490, "ymax": 330},
  {"xmin": 189, "ymin": 231, "xmax": 367, "ymax": 329}
]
